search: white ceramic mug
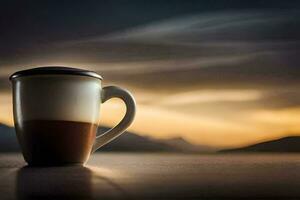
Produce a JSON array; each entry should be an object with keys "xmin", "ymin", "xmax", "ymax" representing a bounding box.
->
[{"xmin": 10, "ymin": 66, "xmax": 136, "ymax": 166}]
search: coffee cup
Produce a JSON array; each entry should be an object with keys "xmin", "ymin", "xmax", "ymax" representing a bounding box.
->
[{"xmin": 10, "ymin": 66, "xmax": 136, "ymax": 166}]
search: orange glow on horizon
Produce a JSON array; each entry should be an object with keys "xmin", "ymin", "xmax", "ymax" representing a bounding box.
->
[{"xmin": 1, "ymin": 91, "xmax": 300, "ymax": 148}]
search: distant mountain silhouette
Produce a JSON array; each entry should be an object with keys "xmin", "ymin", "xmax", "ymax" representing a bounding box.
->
[
  {"xmin": 221, "ymin": 136, "xmax": 300, "ymax": 153},
  {"xmin": 0, "ymin": 123, "xmax": 20, "ymax": 152},
  {"xmin": 161, "ymin": 137, "xmax": 216, "ymax": 153},
  {"xmin": 0, "ymin": 124, "xmax": 213, "ymax": 153},
  {"xmin": 98, "ymin": 127, "xmax": 176, "ymax": 152}
]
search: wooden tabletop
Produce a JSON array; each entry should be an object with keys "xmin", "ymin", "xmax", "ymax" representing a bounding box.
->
[{"xmin": 0, "ymin": 153, "xmax": 299, "ymax": 199}]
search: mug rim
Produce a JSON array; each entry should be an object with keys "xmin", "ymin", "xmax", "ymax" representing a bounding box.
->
[{"xmin": 9, "ymin": 66, "xmax": 103, "ymax": 81}]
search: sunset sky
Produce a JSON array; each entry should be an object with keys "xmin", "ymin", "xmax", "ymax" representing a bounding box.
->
[{"xmin": 1, "ymin": 1, "xmax": 300, "ymax": 148}]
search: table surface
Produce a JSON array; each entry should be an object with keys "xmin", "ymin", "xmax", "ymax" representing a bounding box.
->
[{"xmin": 0, "ymin": 153, "xmax": 299, "ymax": 200}]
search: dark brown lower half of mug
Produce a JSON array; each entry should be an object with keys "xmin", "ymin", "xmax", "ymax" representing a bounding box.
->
[{"xmin": 15, "ymin": 120, "xmax": 97, "ymax": 166}]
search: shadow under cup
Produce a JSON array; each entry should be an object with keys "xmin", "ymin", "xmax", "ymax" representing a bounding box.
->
[{"xmin": 16, "ymin": 166, "xmax": 93, "ymax": 200}]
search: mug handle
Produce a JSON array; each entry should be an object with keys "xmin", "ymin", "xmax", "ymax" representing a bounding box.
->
[{"xmin": 91, "ymin": 86, "xmax": 136, "ymax": 153}]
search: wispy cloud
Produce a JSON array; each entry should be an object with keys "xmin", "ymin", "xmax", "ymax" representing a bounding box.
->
[
  {"xmin": 78, "ymin": 11, "xmax": 287, "ymax": 44},
  {"xmin": 155, "ymin": 89, "xmax": 263, "ymax": 105}
]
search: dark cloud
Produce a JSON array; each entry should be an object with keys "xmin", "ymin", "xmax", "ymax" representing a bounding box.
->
[
  {"xmin": 177, "ymin": 89, "xmax": 300, "ymax": 110},
  {"xmin": 0, "ymin": 3, "xmax": 300, "ymax": 112},
  {"xmin": 0, "ymin": 1, "xmax": 299, "ymax": 56},
  {"xmin": 99, "ymin": 50, "xmax": 300, "ymax": 92}
]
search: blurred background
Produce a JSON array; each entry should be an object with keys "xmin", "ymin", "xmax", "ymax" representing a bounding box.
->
[{"xmin": 0, "ymin": 0, "xmax": 300, "ymax": 152}]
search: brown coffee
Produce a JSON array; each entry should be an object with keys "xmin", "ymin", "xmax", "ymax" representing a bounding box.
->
[{"xmin": 15, "ymin": 120, "xmax": 97, "ymax": 166}]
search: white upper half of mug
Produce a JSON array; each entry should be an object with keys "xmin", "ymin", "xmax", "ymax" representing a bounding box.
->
[{"xmin": 11, "ymin": 67, "xmax": 103, "ymax": 125}]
